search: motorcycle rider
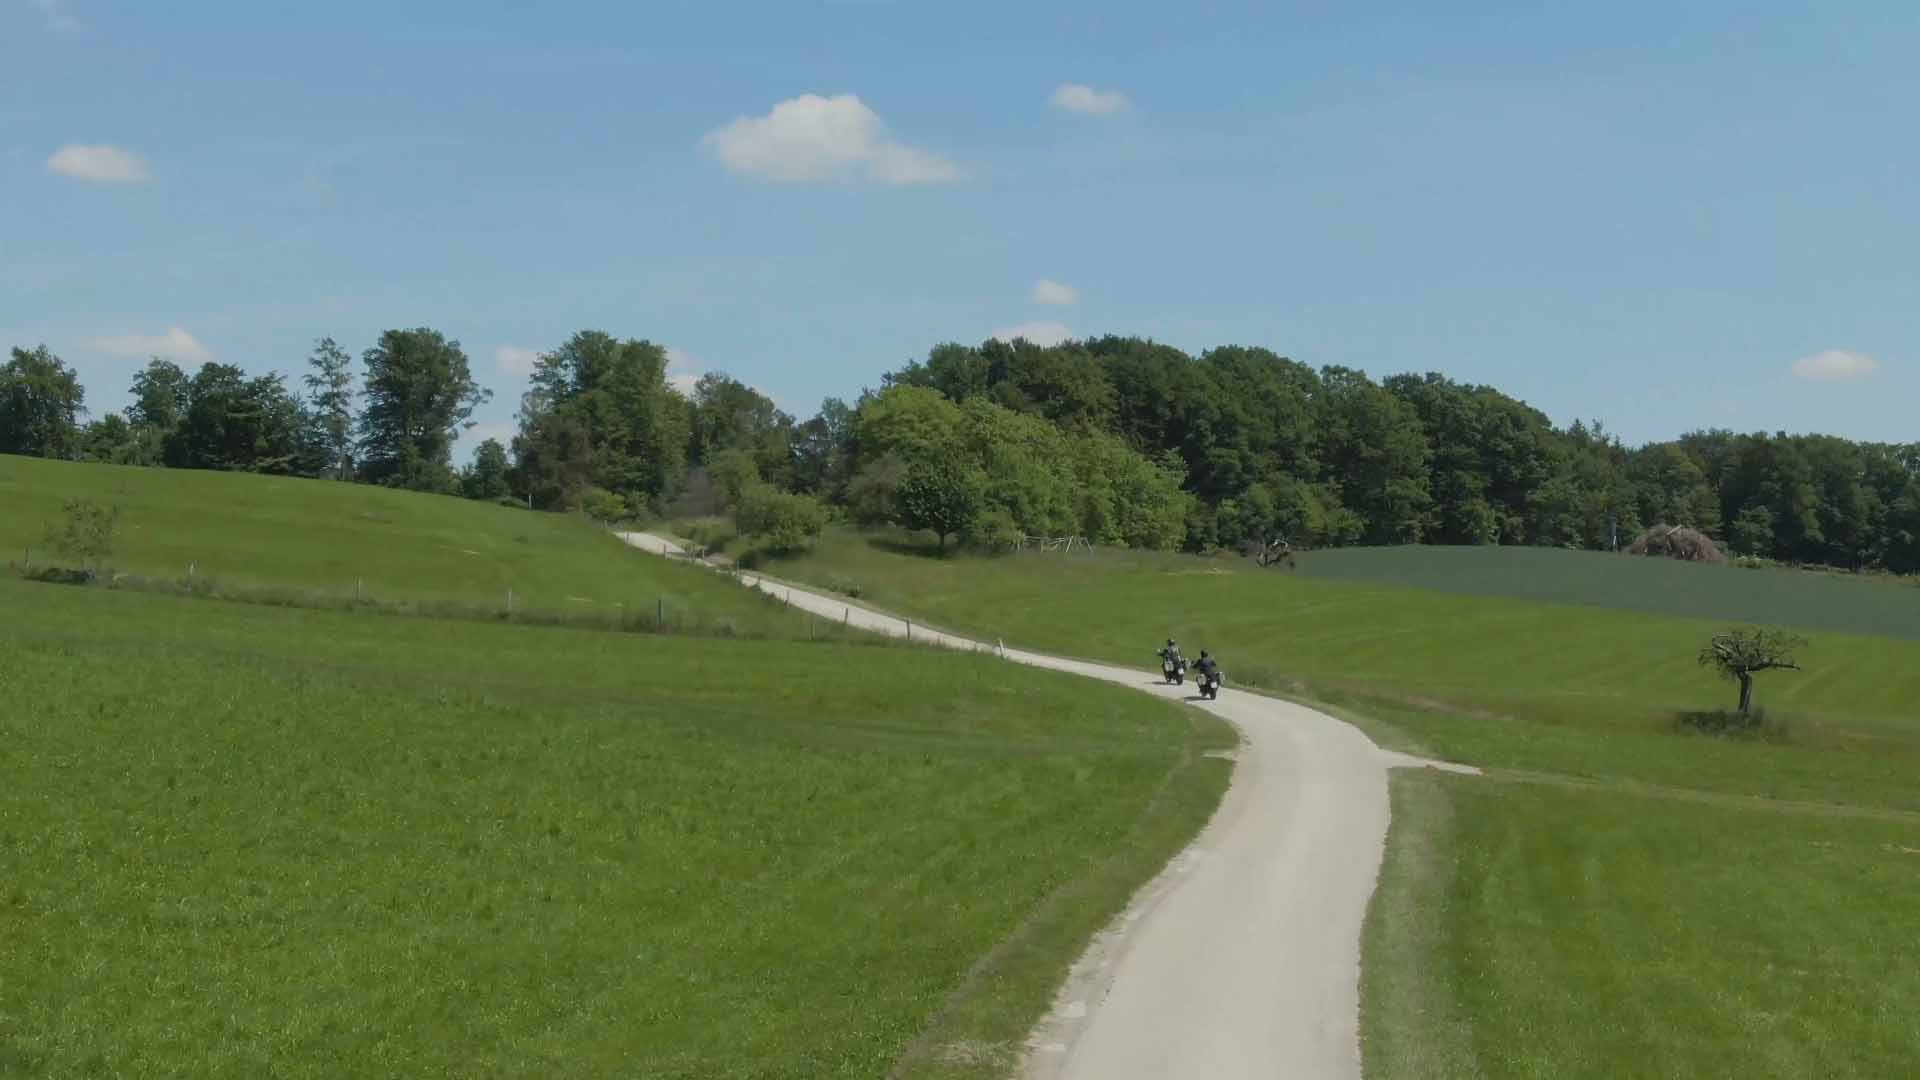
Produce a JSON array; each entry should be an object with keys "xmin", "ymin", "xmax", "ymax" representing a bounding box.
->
[
  {"xmin": 1194, "ymin": 650, "xmax": 1220, "ymax": 683},
  {"xmin": 1157, "ymin": 638, "xmax": 1183, "ymax": 666}
]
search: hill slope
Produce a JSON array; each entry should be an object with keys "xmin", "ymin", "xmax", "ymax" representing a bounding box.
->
[{"xmin": 3, "ymin": 456, "xmax": 804, "ymax": 634}]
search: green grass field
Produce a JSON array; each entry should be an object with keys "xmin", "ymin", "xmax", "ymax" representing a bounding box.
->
[
  {"xmin": 2, "ymin": 456, "xmax": 810, "ymax": 636},
  {"xmin": 763, "ymin": 530, "xmax": 1920, "ymax": 806},
  {"xmin": 759, "ymin": 527, "xmax": 1920, "ymax": 1076},
  {"xmin": 0, "ymin": 576, "xmax": 1230, "ymax": 1078},
  {"xmin": 1297, "ymin": 544, "xmax": 1920, "ymax": 640}
]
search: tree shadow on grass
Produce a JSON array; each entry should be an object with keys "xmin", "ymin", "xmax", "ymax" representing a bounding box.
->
[
  {"xmin": 866, "ymin": 533, "xmax": 954, "ymax": 560},
  {"xmin": 1673, "ymin": 707, "xmax": 1792, "ymax": 742}
]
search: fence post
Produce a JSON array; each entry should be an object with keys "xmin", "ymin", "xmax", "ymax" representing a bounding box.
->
[
  {"xmin": 23, "ymin": 546, "xmax": 29, "ymax": 571},
  {"xmin": 906, "ymin": 618, "xmax": 912, "ymax": 642},
  {"xmin": 657, "ymin": 597, "xmax": 664, "ymax": 628},
  {"xmin": 507, "ymin": 587, "xmax": 514, "ymax": 614}
]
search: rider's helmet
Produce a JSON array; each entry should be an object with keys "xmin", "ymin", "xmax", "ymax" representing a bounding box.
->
[
  {"xmin": 1167, "ymin": 637, "xmax": 1177, "ymax": 646},
  {"xmin": 1200, "ymin": 650, "xmax": 1211, "ymax": 659}
]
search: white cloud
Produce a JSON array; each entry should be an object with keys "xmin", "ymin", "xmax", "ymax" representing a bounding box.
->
[
  {"xmin": 665, "ymin": 347, "xmax": 702, "ymax": 395},
  {"xmin": 1791, "ymin": 349, "xmax": 1880, "ymax": 382},
  {"xmin": 701, "ymin": 93, "xmax": 959, "ymax": 185},
  {"xmin": 990, "ymin": 321, "xmax": 1074, "ymax": 347},
  {"xmin": 1032, "ymin": 279, "xmax": 1079, "ymax": 306},
  {"xmin": 31, "ymin": 0, "xmax": 82, "ymax": 32},
  {"xmin": 1049, "ymin": 83, "xmax": 1129, "ymax": 116},
  {"xmin": 495, "ymin": 345, "xmax": 541, "ymax": 376},
  {"xmin": 91, "ymin": 327, "xmax": 211, "ymax": 362},
  {"xmin": 47, "ymin": 144, "xmax": 148, "ymax": 183}
]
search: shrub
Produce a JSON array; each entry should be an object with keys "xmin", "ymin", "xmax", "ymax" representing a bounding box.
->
[
  {"xmin": 577, "ymin": 487, "xmax": 629, "ymax": 524},
  {"xmin": 43, "ymin": 498, "xmax": 119, "ymax": 573},
  {"xmin": 734, "ymin": 485, "xmax": 828, "ymax": 553}
]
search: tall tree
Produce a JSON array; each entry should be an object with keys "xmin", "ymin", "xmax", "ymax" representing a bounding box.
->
[
  {"xmin": 128, "ymin": 359, "xmax": 190, "ymax": 433},
  {"xmin": 303, "ymin": 337, "xmax": 357, "ymax": 480},
  {"xmin": 163, "ymin": 364, "xmax": 303, "ymax": 472},
  {"xmin": 513, "ymin": 331, "xmax": 689, "ymax": 509},
  {"xmin": 461, "ymin": 438, "xmax": 513, "ymax": 501},
  {"xmin": 0, "ymin": 345, "xmax": 86, "ymax": 458},
  {"xmin": 359, "ymin": 328, "xmax": 489, "ymax": 492}
]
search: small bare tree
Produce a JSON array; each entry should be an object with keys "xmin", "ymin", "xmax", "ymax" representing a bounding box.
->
[{"xmin": 1698, "ymin": 628, "xmax": 1804, "ymax": 715}]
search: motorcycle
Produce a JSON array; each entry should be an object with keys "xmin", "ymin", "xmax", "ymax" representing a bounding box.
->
[
  {"xmin": 1198, "ymin": 669, "xmax": 1223, "ymax": 700},
  {"xmin": 1160, "ymin": 655, "xmax": 1187, "ymax": 685}
]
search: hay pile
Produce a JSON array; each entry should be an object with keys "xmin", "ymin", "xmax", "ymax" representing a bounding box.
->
[{"xmin": 1626, "ymin": 524, "xmax": 1726, "ymax": 563}]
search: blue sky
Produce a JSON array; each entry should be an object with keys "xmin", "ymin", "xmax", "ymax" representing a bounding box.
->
[{"xmin": 5, "ymin": 0, "xmax": 1916, "ymax": 460}]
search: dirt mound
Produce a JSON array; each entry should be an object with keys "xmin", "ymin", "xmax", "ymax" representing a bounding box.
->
[{"xmin": 1625, "ymin": 524, "xmax": 1726, "ymax": 563}]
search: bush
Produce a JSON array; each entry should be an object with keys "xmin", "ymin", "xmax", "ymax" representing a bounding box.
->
[
  {"xmin": 734, "ymin": 484, "xmax": 828, "ymax": 553},
  {"xmin": 43, "ymin": 498, "xmax": 119, "ymax": 572},
  {"xmin": 576, "ymin": 487, "xmax": 629, "ymax": 524}
]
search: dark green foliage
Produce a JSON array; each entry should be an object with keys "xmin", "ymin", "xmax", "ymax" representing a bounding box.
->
[
  {"xmin": 80, "ymin": 414, "xmax": 163, "ymax": 466},
  {"xmin": 894, "ymin": 453, "xmax": 983, "ymax": 545},
  {"xmin": 303, "ymin": 337, "xmax": 357, "ymax": 480},
  {"xmin": 515, "ymin": 331, "xmax": 689, "ymax": 510},
  {"xmin": 897, "ymin": 457, "xmax": 981, "ymax": 550},
  {"xmin": 460, "ymin": 438, "xmax": 513, "ymax": 501},
  {"xmin": 358, "ymin": 328, "xmax": 489, "ymax": 492},
  {"xmin": 163, "ymin": 363, "xmax": 305, "ymax": 473},
  {"xmin": 127, "ymin": 358, "xmax": 190, "ymax": 431},
  {"xmin": 0, "ymin": 345, "xmax": 85, "ymax": 458},
  {"xmin": 686, "ymin": 371, "xmax": 792, "ymax": 485},
  {"xmin": 870, "ymin": 336, "xmax": 1920, "ymax": 570}
]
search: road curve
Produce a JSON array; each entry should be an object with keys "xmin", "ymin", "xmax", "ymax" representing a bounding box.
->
[{"xmin": 617, "ymin": 532, "xmax": 1473, "ymax": 1079}]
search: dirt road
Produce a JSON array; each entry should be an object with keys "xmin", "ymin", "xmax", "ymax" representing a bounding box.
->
[{"xmin": 617, "ymin": 532, "xmax": 1472, "ymax": 1079}]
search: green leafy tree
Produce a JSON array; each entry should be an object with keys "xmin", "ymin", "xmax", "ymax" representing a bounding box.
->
[
  {"xmin": 897, "ymin": 458, "xmax": 982, "ymax": 550},
  {"xmin": 359, "ymin": 328, "xmax": 490, "ymax": 492},
  {"xmin": 1698, "ymin": 628, "xmax": 1804, "ymax": 715},
  {"xmin": 303, "ymin": 337, "xmax": 357, "ymax": 480},
  {"xmin": 1730, "ymin": 504, "xmax": 1776, "ymax": 557},
  {"xmin": 462, "ymin": 438, "xmax": 513, "ymax": 501},
  {"xmin": 735, "ymin": 483, "xmax": 829, "ymax": 552},
  {"xmin": 80, "ymin": 414, "xmax": 163, "ymax": 465},
  {"xmin": 709, "ymin": 448, "xmax": 762, "ymax": 509},
  {"xmin": 578, "ymin": 486, "xmax": 629, "ymax": 524},
  {"xmin": 0, "ymin": 345, "xmax": 86, "ymax": 458},
  {"xmin": 161, "ymin": 364, "xmax": 304, "ymax": 473},
  {"xmin": 515, "ymin": 332, "xmax": 689, "ymax": 509},
  {"xmin": 128, "ymin": 359, "xmax": 190, "ymax": 432},
  {"xmin": 43, "ymin": 498, "xmax": 119, "ymax": 573}
]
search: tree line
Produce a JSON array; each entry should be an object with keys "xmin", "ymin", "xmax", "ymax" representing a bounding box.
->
[{"xmin": 5, "ymin": 332, "xmax": 1917, "ymax": 571}]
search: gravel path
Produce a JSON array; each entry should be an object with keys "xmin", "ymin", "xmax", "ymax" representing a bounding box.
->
[{"xmin": 617, "ymin": 532, "xmax": 1474, "ymax": 1078}]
